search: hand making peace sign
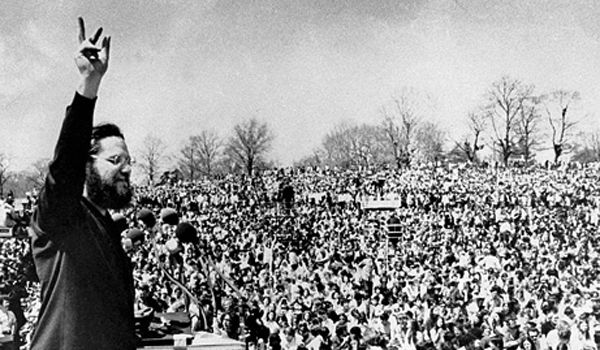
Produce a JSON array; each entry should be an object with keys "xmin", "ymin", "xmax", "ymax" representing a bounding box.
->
[{"xmin": 75, "ymin": 17, "xmax": 111, "ymax": 79}]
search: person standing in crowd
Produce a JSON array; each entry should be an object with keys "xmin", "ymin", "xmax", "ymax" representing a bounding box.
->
[
  {"xmin": 28, "ymin": 18, "xmax": 137, "ymax": 349},
  {"xmin": 0, "ymin": 296, "xmax": 16, "ymax": 350}
]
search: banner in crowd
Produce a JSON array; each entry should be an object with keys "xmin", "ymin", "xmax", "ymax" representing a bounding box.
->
[{"xmin": 361, "ymin": 199, "xmax": 402, "ymax": 210}]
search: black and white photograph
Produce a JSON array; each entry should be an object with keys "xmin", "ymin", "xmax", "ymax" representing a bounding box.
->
[{"xmin": 2, "ymin": 1, "xmax": 600, "ymax": 350}]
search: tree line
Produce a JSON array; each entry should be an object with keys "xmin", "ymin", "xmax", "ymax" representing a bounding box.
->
[
  {"xmin": 301, "ymin": 76, "xmax": 599, "ymax": 169},
  {"xmin": 1, "ymin": 75, "xmax": 600, "ymax": 196},
  {"xmin": 110, "ymin": 75, "xmax": 600, "ymax": 184},
  {"xmin": 135, "ymin": 117, "xmax": 275, "ymax": 185}
]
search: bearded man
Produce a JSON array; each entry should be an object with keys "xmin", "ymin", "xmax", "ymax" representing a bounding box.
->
[{"xmin": 28, "ymin": 18, "xmax": 137, "ymax": 350}]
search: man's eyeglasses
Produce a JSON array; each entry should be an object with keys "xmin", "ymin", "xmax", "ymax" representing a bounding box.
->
[{"xmin": 90, "ymin": 154, "xmax": 134, "ymax": 167}]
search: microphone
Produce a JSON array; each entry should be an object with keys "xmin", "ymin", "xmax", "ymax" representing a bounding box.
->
[
  {"xmin": 160, "ymin": 208, "xmax": 179, "ymax": 226},
  {"xmin": 111, "ymin": 213, "xmax": 128, "ymax": 235},
  {"xmin": 165, "ymin": 237, "xmax": 182, "ymax": 255},
  {"xmin": 136, "ymin": 208, "xmax": 156, "ymax": 229},
  {"xmin": 122, "ymin": 228, "xmax": 145, "ymax": 252},
  {"xmin": 175, "ymin": 222, "xmax": 199, "ymax": 244}
]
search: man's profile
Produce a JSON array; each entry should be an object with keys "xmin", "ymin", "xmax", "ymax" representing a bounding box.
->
[{"xmin": 28, "ymin": 18, "xmax": 137, "ymax": 350}]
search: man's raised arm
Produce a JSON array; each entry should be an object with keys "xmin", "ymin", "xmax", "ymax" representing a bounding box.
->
[{"xmin": 35, "ymin": 18, "xmax": 111, "ymax": 231}]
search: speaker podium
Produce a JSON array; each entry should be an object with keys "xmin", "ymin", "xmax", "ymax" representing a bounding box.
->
[{"xmin": 138, "ymin": 332, "xmax": 244, "ymax": 350}]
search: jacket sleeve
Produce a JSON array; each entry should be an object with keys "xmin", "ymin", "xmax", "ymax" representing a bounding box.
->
[{"xmin": 33, "ymin": 92, "xmax": 97, "ymax": 235}]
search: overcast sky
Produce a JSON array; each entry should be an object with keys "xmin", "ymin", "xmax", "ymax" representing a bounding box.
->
[{"xmin": 2, "ymin": 0, "xmax": 600, "ymax": 171}]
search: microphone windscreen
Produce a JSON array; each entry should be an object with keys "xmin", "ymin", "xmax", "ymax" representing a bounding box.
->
[
  {"xmin": 160, "ymin": 208, "xmax": 179, "ymax": 226},
  {"xmin": 165, "ymin": 238, "xmax": 181, "ymax": 254},
  {"xmin": 175, "ymin": 222, "xmax": 198, "ymax": 244},
  {"xmin": 126, "ymin": 228, "xmax": 145, "ymax": 244},
  {"xmin": 112, "ymin": 213, "xmax": 128, "ymax": 234},
  {"xmin": 137, "ymin": 208, "xmax": 156, "ymax": 228}
]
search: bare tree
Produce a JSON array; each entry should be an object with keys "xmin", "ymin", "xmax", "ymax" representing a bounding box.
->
[
  {"xmin": 294, "ymin": 150, "xmax": 324, "ymax": 168},
  {"xmin": 0, "ymin": 154, "xmax": 13, "ymax": 197},
  {"xmin": 515, "ymin": 97, "xmax": 542, "ymax": 166},
  {"xmin": 381, "ymin": 109, "xmax": 404, "ymax": 168},
  {"xmin": 588, "ymin": 131, "xmax": 600, "ymax": 161},
  {"xmin": 446, "ymin": 143, "xmax": 471, "ymax": 163},
  {"xmin": 178, "ymin": 131, "xmax": 221, "ymax": 181},
  {"xmin": 26, "ymin": 158, "xmax": 51, "ymax": 189},
  {"xmin": 486, "ymin": 76, "xmax": 534, "ymax": 166},
  {"xmin": 454, "ymin": 112, "xmax": 486, "ymax": 163},
  {"xmin": 197, "ymin": 130, "xmax": 221, "ymax": 176},
  {"xmin": 571, "ymin": 130, "xmax": 600, "ymax": 163},
  {"xmin": 415, "ymin": 121, "xmax": 446, "ymax": 164},
  {"xmin": 322, "ymin": 122, "xmax": 355, "ymax": 168},
  {"xmin": 321, "ymin": 122, "xmax": 387, "ymax": 169},
  {"xmin": 543, "ymin": 90, "xmax": 580, "ymax": 164},
  {"xmin": 352, "ymin": 124, "xmax": 388, "ymax": 168},
  {"xmin": 179, "ymin": 136, "xmax": 202, "ymax": 182},
  {"xmin": 137, "ymin": 135, "xmax": 166, "ymax": 185},
  {"xmin": 380, "ymin": 88, "xmax": 429, "ymax": 167},
  {"xmin": 225, "ymin": 118, "xmax": 274, "ymax": 176}
]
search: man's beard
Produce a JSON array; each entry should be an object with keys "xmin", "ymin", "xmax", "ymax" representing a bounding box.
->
[{"xmin": 86, "ymin": 165, "xmax": 133, "ymax": 210}]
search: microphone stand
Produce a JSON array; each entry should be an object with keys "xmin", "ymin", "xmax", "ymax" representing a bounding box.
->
[{"xmin": 148, "ymin": 226, "xmax": 207, "ymax": 333}]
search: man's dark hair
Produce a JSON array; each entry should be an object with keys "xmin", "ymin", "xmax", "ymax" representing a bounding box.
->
[{"xmin": 89, "ymin": 123, "xmax": 124, "ymax": 155}]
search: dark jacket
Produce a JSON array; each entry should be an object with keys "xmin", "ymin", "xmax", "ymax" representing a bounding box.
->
[{"xmin": 29, "ymin": 93, "xmax": 136, "ymax": 350}]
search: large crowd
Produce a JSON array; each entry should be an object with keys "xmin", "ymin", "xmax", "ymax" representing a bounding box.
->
[{"xmin": 2, "ymin": 163, "xmax": 600, "ymax": 350}]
